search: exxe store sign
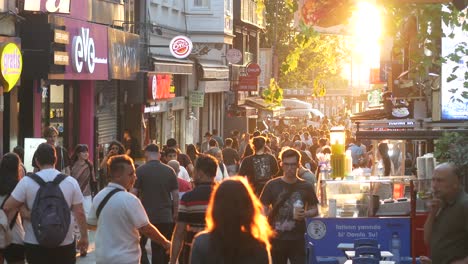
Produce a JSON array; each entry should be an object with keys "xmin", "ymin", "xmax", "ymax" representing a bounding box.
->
[
  {"xmin": 147, "ymin": 74, "xmax": 175, "ymax": 101},
  {"xmin": 50, "ymin": 18, "xmax": 108, "ymax": 80}
]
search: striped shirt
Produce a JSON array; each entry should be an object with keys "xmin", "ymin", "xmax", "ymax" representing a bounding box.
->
[{"xmin": 178, "ymin": 182, "xmax": 214, "ymax": 243}]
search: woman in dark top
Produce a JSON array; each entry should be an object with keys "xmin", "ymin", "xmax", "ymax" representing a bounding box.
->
[{"xmin": 190, "ymin": 177, "xmax": 273, "ymax": 264}]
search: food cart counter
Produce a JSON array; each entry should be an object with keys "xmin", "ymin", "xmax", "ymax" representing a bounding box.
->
[{"xmin": 305, "ymin": 176, "xmax": 417, "ymax": 259}]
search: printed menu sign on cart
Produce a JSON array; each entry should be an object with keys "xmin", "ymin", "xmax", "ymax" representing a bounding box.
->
[{"xmin": 306, "ymin": 217, "xmax": 411, "ymax": 257}]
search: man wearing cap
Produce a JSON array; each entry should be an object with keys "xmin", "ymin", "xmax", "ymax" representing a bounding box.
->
[
  {"xmin": 132, "ymin": 144, "xmax": 179, "ymax": 264},
  {"xmin": 200, "ymin": 132, "xmax": 212, "ymax": 153}
]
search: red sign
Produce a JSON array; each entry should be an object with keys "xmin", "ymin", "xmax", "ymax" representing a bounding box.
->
[
  {"xmin": 369, "ymin": 68, "xmax": 384, "ymax": 84},
  {"xmin": 147, "ymin": 74, "xmax": 175, "ymax": 100},
  {"xmin": 246, "ymin": 63, "xmax": 261, "ymax": 77},
  {"xmin": 237, "ymin": 76, "xmax": 258, "ymax": 91}
]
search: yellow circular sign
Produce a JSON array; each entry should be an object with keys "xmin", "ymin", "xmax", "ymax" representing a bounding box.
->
[{"xmin": 1, "ymin": 43, "xmax": 23, "ymax": 92}]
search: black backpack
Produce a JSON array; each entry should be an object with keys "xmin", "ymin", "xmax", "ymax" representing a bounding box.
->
[{"xmin": 27, "ymin": 173, "xmax": 71, "ymax": 248}]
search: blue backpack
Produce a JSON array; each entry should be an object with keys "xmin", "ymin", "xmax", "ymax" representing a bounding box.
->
[{"xmin": 27, "ymin": 173, "xmax": 71, "ymax": 248}]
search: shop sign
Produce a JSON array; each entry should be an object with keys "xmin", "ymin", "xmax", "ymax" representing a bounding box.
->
[
  {"xmin": 108, "ymin": 28, "xmax": 139, "ymax": 80},
  {"xmin": 0, "ymin": 42, "xmax": 23, "ymax": 92},
  {"xmin": 226, "ymin": 49, "xmax": 242, "ymax": 64},
  {"xmin": 246, "ymin": 63, "xmax": 261, "ymax": 77},
  {"xmin": 49, "ymin": 18, "xmax": 108, "ymax": 80},
  {"xmin": 236, "ymin": 76, "xmax": 258, "ymax": 91},
  {"xmin": 171, "ymin": 97, "xmax": 185, "ymax": 110},
  {"xmin": 189, "ymin": 90, "xmax": 205, "ymax": 107},
  {"xmin": 144, "ymin": 101, "xmax": 168, "ymax": 113},
  {"xmin": 54, "ymin": 30, "xmax": 70, "ymax": 45},
  {"xmin": 24, "ymin": 0, "xmax": 71, "ymax": 13},
  {"xmin": 54, "ymin": 51, "xmax": 69, "ymax": 66},
  {"xmin": 169, "ymin": 36, "xmax": 193, "ymax": 59},
  {"xmin": 147, "ymin": 74, "xmax": 175, "ymax": 101},
  {"xmin": 306, "ymin": 217, "xmax": 410, "ymax": 257}
]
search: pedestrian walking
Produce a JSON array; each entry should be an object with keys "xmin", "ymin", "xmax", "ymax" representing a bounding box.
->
[
  {"xmin": 132, "ymin": 144, "xmax": 178, "ymax": 264},
  {"xmin": 0, "ymin": 153, "xmax": 26, "ymax": 264},
  {"xmin": 70, "ymin": 144, "xmax": 95, "ymax": 256},
  {"xmin": 260, "ymin": 148, "xmax": 319, "ymax": 264},
  {"xmin": 238, "ymin": 136, "xmax": 279, "ymax": 195},
  {"xmin": 32, "ymin": 126, "xmax": 70, "ymax": 174},
  {"xmin": 222, "ymin": 138, "xmax": 240, "ymax": 176},
  {"xmin": 165, "ymin": 148, "xmax": 191, "ymax": 182},
  {"xmin": 170, "ymin": 154, "xmax": 218, "ymax": 264},
  {"xmin": 87, "ymin": 155, "xmax": 170, "ymax": 264},
  {"xmin": 206, "ymin": 148, "xmax": 228, "ymax": 182},
  {"xmin": 186, "ymin": 144, "xmax": 201, "ymax": 165},
  {"xmin": 3, "ymin": 143, "xmax": 88, "ymax": 264},
  {"xmin": 98, "ymin": 141, "xmax": 125, "ymax": 189},
  {"xmin": 166, "ymin": 138, "xmax": 194, "ymax": 177},
  {"xmin": 212, "ymin": 129, "xmax": 224, "ymax": 149},
  {"xmin": 190, "ymin": 176, "xmax": 273, "ymax": 264}
]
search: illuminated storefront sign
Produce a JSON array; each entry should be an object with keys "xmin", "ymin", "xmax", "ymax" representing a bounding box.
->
[{"xmin": 0, "ymin": 43, "xmax": 23, "ymax": 92}]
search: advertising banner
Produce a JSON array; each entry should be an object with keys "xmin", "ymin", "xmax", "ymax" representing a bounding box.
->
[
  {"xmin": 49, "ymin": 17, "xmax": 108, "ymax": 80},
  {"xmin": 441, "ymin": 5, "xmax": 468, "ymax": 120},
  {"xmin": 108, "ymin": 28, "xmax": 139, "ymax": 80},
  {"xmin": 306, "ymin": 217, "xmax": 411, "ymax": 257},
  {"xmin": 237, "ymin": 76, "xmax": 258, "ymax": 92}
]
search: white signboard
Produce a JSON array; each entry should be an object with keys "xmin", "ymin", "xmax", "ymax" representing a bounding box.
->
[
  {"xmin": 226, "ymin": 49, "xmax": 242, "ymax": 64},
  {"xmin": 24, "ymin": 138, "xmax": 47, "ymax": 173},
  {"xmin": 169, "ymin": 36, "xmax": 193, "ymax": 59},
  {"xmin": 258, "ymin": 48, "xmax": 272, "ymax": 88}
]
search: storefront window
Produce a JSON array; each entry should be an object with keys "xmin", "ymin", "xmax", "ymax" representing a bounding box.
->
[{"xmin": 42, "ymin": 84, "xmax": 65, "ymax": 145}]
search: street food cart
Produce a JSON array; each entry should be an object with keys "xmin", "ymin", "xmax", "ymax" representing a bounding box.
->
[{"xmin": 306, "ymin": 119, "xmax": 468, "ymax": 262}]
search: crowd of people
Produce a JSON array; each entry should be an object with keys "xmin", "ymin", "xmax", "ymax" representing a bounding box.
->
[{"xmin": 0, "ymin": 124, "xmax": 467, "ymax": 264}]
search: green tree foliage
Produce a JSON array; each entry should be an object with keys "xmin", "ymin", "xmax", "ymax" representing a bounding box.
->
[
  {"xmin": 262, "ymin": 78, "xmax": 284, "ymax": 107},
  {"xmin": 259, "ymin": 0, "xmax": 350, "ymax": 96}
]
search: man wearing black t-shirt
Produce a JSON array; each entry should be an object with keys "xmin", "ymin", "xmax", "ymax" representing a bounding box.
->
[
  {"xmin": 260, "ymin": 148, "xmax": 319, "ymax": 264},
  {"xmin": 238, "ymin": 136, "xmax": 279, "ymax": 195}
]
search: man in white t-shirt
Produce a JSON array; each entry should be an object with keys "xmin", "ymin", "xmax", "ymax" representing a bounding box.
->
[
  {"xmin": 3, "ymin": 143, "xmax": 88, "ymax": 264},
  {"xmin": 87, "ymin": 155, "xmax": 171, "ymax": 264}
]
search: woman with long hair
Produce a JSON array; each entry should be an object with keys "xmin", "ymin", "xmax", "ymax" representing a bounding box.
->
[
  {"xmin": 99, "ymin": 140, "xmax": 125, "ymax": 188},
  {"xmin": 70, "ymin": 144, "xmax": 95, "ymax": 256},
  {"xmin": 0, "ymin": 153, "xmax": 26, "ymax": 264},
  {"xmin": 377, "ymin": 142, "xmax": 392, "ymax": 176},
  {"xmin": 190, "ymin": 177, "xmax": 273, "ymax": 264},
  {"xmin": 186, "ymin": 143, "xmax": 201, "ymax": 164}
]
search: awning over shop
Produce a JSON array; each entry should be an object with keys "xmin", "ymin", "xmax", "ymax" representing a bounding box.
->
[
  {"xmin": 199, "ymin": 80, "xmax": 230, "ymax": 93},
  {"xmin": 152, "ymin": 56, "xmax": 193, "ymax": 74},
  {"xmin": 198, "ymin": 61, "xmax": 229, "ymax": 79}
]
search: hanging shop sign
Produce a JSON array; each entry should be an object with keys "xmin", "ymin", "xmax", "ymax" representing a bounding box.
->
[
  {"xmin": 169, "ymin": 36, "xmax": 193, "ymax": 59},
  {"xmin": 49, "ymin": 18, "xmax": 108, "ymax": 80},
  {"xmin": 0, "ymin": 42, "xmax": 23, "ymax": 92},
  {"xmin": 236, "ymin": 76, "xmax": 258, "ymax": 92},
  {"xmin": 189, "ymin": 90, "xmax": 205, "ymax": 107},
  {"xmin": 226, "ymin": 49, "xmax": 242, "ymax": 64},
  {"xmin": 108, "ymin": 28, "xmax": 139, "ymax": 80},
  {"xmin": 147, "ymin": 74, "xmax": 175, "ymax": 101},
  {"xmin": 246, "ymin": 63, "xmax": 261, "ymax": 77}
]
